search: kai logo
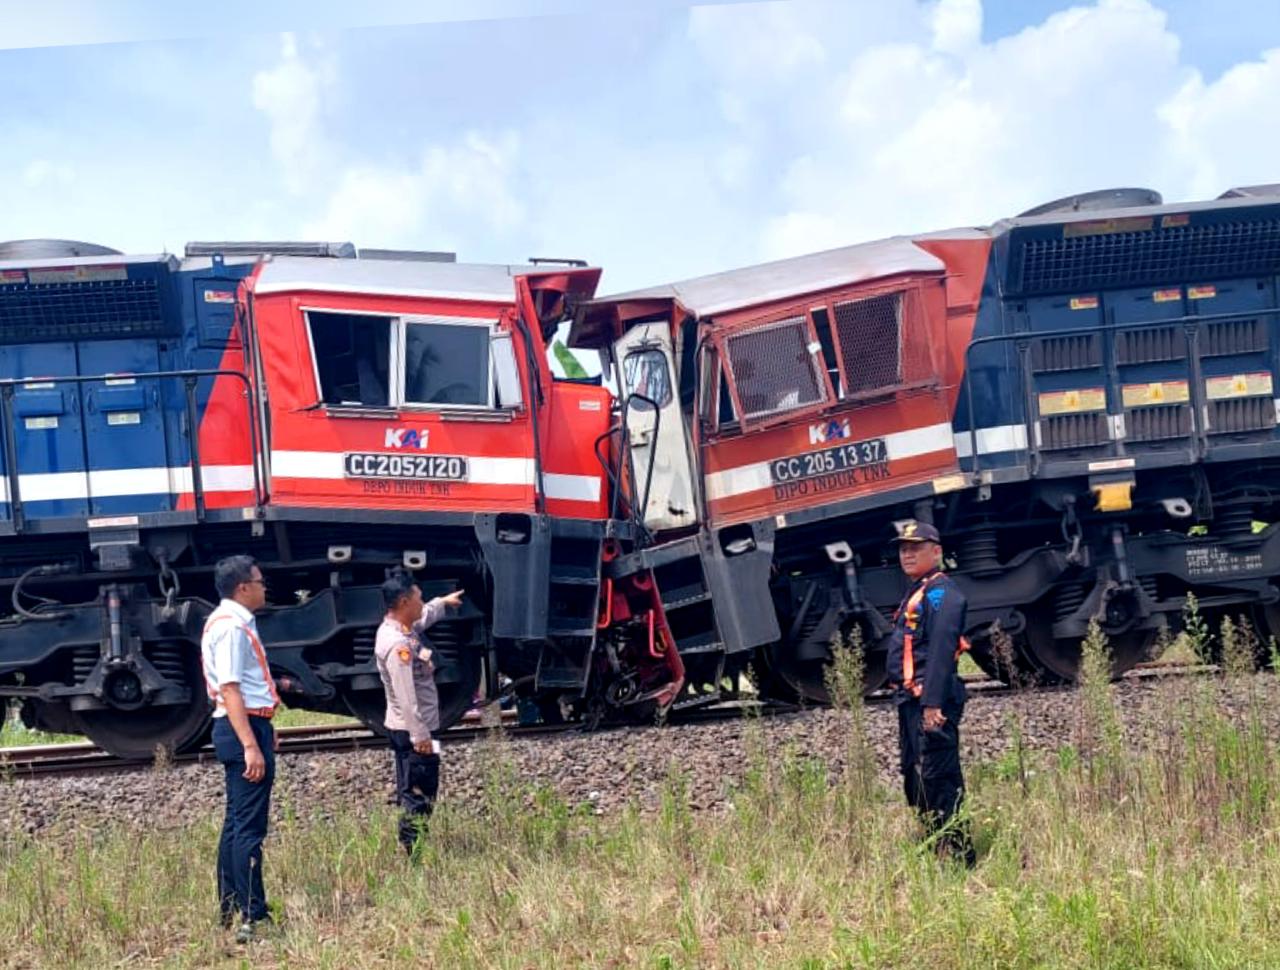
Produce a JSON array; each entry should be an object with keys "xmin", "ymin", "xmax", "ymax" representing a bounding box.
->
[
  {"xmin": 808, "ymin": 418, "xmax": 852, "ymax": 445},
  {"xmin": 384, "ymin": 428, "xmax": 430, "ymax": 450}
]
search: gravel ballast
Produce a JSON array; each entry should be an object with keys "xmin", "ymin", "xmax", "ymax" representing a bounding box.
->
[{"xmin": 4, "ymin": 674, "xmax": 1277, "ymax": 841}]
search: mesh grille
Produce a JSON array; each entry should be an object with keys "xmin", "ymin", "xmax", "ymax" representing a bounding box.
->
[
  {"xmin": 1013, "ymin": 218, "xmax": 1280, "ymax": 295},
  {"xmin": 1032, "ymin": 334, "xmax": 1100, "ymax": 372},
  {"xmin": 832, "ymin": 293, "xmax": 901, "ymax": 393},
  {"xmin": 0, "ymin": 278, "xmax": 166, "ymax": 342},
  {"xmin": 830, "ymin": 289, "xmax": 933, "ymax": 396},
  {"xmin": 725, "ymin": 317, "xmax": 824, "ymax": 419}
]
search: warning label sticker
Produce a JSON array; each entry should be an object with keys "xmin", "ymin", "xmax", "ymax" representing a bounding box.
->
[
  {"xmin": 1205, "ymin": 373, "xmax": 1273, "ymax": 401},
  {"xmin": 1039, "ymin": 387, "xmax": 1107, "ymax": 415},
  {"xmin": 1122, "ymin": 381, "xmax": 1189, "ymax": 408}
]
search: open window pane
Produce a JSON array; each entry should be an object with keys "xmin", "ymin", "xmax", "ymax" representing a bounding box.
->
[
  {"xmin": 724, "ymin": 316, "xmax": 825, "ymax": 420},
  {"xmin": 622, "ymin": 348, "xmax": 672, "ymax": 412},
  {"xmin": 404, "ymin": 321, "xmax": 491, "ymax": 406},
  {"xmin": 307, "ymin": 311, "xmax": 392, "ymax": 407}
]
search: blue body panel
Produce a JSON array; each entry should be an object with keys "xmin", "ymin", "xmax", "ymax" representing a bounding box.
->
[
  {"xmin": 953, "ymin": 197, "xmax": 1280, "ymax": 483},
  {"xmin": 0, "ymin": 256, "xmax": 257, "ymax": 526}
]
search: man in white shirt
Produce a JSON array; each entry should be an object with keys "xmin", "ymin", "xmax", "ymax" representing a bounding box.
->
[
  {"xmin": 375, "ymin": 569, "xmax": 464, "ymax": 857},
  {"xmin": 202, "ymin": 555, "xmax": 278, "ymax": 943}
]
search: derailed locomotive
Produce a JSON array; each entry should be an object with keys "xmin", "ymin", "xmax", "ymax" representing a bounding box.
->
[
  {"xmin": 0, "ymin": 240, "xmax": 688, "ymax": 757},
  {"xmin": 572, "ymin": 185, "xmax": 1280, "ymax": 703},
  {"xmin": 6, "ymin": 183, "xmax": 1280, "ymax": 755}
]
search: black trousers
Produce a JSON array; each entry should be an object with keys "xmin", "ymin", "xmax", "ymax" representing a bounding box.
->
[
  {"xmin": 213, "ymin": 715, "xmax": 275, "ymax": 923},
  {"xmin": 896, "ymin": 697, "xmax": 974, "ymax": 862},
  {"xmin": 388, "ymin": 729, "xmax": 441, "ymax": 855}
]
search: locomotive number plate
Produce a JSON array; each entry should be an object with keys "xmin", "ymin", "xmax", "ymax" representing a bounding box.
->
[
  {"xmin": 344, "ymin": 452, "xmax": 469, "ymax": 481},
  {"xmin": 769, "ymin": 437, "xmax": 887, "ymax": 484}
]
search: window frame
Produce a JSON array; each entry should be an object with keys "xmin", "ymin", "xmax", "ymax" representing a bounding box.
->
[
  {"xmin": 302, "ymin": 306, "xmax": 397, "ymax": 411},
  {"xmin": 620, "ymin": 344, "xmax": 674, "ymax": 412},
  {"xmin": 712, "ymin": 312, "xmax": 834, "ymax": 431},
  {"xmin": 823, "ymin": 278, "xmax": 940, "ymax": 403},
  {"xmin": 301, "ymin": 306, "xmax": 506, "ymax": 412},
  {"xmin": 398, "ymin": 313, "xmax": 497, "ymax": 411}
]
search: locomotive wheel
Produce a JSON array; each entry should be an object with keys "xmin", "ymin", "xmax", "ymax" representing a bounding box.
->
[
  {"xmin": 763, "ymin": 634, "xmax": 890, "ymax": 705},
  {"xmin": 1021, "ymin": 615, "xmax": 1156, "ymax": 683},
  {"xmin": 343, "ymin": 643, "xmax": 482, "ymax": 735},
  {"xmin": 71, "ymin": 646, "xmax": 212, "ymax": 760}
]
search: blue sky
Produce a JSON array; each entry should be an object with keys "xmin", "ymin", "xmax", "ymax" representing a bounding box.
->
[{"xmin": 2, "ymin": 0, "xmax": 1279, "ymax": 293}]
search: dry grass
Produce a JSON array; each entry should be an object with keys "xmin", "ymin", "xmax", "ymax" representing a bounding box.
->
[{"xmin": 5, "ymin": 661, "xmax": 1280, "ymax": 967}]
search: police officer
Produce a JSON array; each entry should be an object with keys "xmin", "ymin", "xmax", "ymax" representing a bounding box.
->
[
  {"xmin": 886, "ymin": 521, "xmax": 975, "ymax": 866},
  {"xmin": 202, "ymin": 555, "xmax": 280, "ymax": 943},
  {"xmin": 375, "ymin": 570, "xmax": 465, "ymax": 857}
]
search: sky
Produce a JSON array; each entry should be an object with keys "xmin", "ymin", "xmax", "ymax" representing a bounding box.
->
[{"xmin": 2, "ymin": 0, "xmax": 1279, "ymax": 295}]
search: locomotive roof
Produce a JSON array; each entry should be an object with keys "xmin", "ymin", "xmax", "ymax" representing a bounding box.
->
[
  {"xmin": 588, "ymin": 235, "xmax": 953, "ymax": 320},
  {"xmin": 253, "ymin": 255, "xmax": 592, "ymax": 303}
]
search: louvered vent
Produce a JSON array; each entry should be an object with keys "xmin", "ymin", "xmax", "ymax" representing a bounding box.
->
[
  {"xmin": 1032, "ymin": 334, "xmax": 1100, "ymax": 373},
  {"xmin": 1127, "ymin": 405, "xmax": 1192, "ymax": 442},
  {"xmin": 1041, "ymin": 413, "xmax": 1110, "ymax": 450},
  {"xmin": 1116, "ymin": 326, "xmax": 1184, "ymax": 365},
  {"xmin": 1012, "ymin": 217, "xmax": 1280, "ymax": 295},
  {"xmin": 1203, "ymin": 318, "xmax": 1267, "ymax": 357},
  {"xmin": 1208, "ymin": 398, "xmax": 1276, "ymax": 434}
]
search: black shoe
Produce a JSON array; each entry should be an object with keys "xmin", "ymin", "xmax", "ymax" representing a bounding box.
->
[{"xmin": 219, "ymin": 910, "xmax": 236, "ymax": 931}]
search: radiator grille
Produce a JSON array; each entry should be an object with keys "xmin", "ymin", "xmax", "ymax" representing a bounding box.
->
[
  {"xmin": 1013, "ymin": 218, "xmax": 1280, "ymax": 295},
  {"xmin": 0, "ymin": 278, "xmax": 167, "ymax": 342}
]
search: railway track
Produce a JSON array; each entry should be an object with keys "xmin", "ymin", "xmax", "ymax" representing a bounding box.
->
[{"xmin": 1, "ymin": 662, "xmax": 1218, "ymax": 779}]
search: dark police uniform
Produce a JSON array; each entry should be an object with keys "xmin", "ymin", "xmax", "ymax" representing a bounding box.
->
[{"xmin": 886, "ymin": 522, "xmax": 975, "ymax": 864}]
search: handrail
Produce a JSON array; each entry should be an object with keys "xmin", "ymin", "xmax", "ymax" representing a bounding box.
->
[
  {"xmin": 0, "ymin": 367, "xmax": 263, "ymax": 531},
  {"xmin": 960, "ymin": 304, "xmax": 1280, "ymax": 482}
]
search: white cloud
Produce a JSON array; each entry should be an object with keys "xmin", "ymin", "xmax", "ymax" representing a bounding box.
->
[
  {"xmin": 930, "ymin": 0, "xmax": 981, "ymax": 55},
  {"xmin": 684, "ymin": 0, "xmax": 1280, "ymax": 265},
  {"xmin": 302, "ymin": 131, "xmax": 527, "ymax": 250},
  {"xmin": 1159, "ymin": 46, "xmax": 1280, "ymax": 199},
  {"xmin": 251, "ymin": 33, "xmax": 333, "ymax": 193}
]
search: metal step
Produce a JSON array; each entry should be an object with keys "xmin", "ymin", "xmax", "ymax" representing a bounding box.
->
[
  {"xmin": 671, "ymin": 690, "xmax": 721, "ymax": 711},
  {"xmin": 550, "ymin": 566, "xmax": 599, "ymax": 586},
  {"xmin": 661, "ymin": 582, "xmax": 713, "ymax": 611},
  {"xmin": 547, "ymin": 620, "xmax": 597, "ymax": 638},
  {"xmin": 677, "ymin": 631, "xmax": 723, "ymax": 655}
]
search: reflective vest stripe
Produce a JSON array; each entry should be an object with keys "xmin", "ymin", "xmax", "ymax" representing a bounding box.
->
[
  {"xmin": 203, "ymin": 614, "xmax": 281, "ymax": 709},
  {"xmin": 895, "ymin": 572, "xmax": 970, "ymax": 699}
]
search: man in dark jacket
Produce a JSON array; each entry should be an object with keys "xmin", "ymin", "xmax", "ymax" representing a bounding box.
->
[{"xmin": 886, "ymin": 520, "xmax": 975, "ymax": 866}]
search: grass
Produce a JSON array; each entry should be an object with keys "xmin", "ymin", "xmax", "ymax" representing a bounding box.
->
[
  {"xmin": 5, "ymin": 643, "xmax": 1280, "ymax": 968},
  {"xmin": 0, "ymin": 718, "xmax": 81, "ymax": 748}
]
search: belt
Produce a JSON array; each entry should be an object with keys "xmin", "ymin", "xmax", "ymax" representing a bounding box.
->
[{"xmin": 245, "ymin": 707, "xmax": 276, "ymax": 720}]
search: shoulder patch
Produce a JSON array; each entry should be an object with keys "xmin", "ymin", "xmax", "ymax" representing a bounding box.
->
[
  {"xmin": 397, "ymin": 646, "xmax": 412, "ymax": 664},
  {"xmin": 926, "ymin": 587, "xmax": 946, "ymax": 609}
]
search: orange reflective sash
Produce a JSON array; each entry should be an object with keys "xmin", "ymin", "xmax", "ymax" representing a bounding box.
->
[
  {"xmin": 203, "ymin": 613, "xmax": 281, "ymax": 711},
  {"xmin": 895, "ymin": 572, "xmax": 969, "ymax": 698}
]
